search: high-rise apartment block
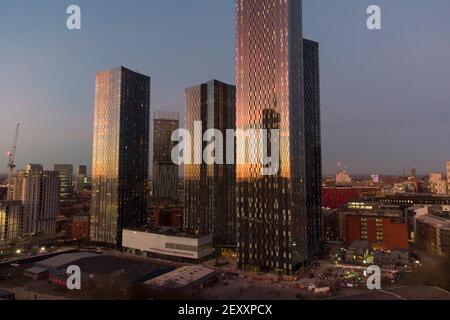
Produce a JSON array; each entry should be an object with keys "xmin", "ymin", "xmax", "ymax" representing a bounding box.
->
[
  {"xmin": 12, "ymin": 165, "xmax": 59, "ymax": 236},
  {"xmin": 446, "ymin": 161, "xmax": 450, "ymax": 184},
  {"xmin": 0, "ymin": 201, "xmax": 23, "ymax": 245},
  {"xmin": 303, "ymin": 38, "xmax": 323, "ymax": 255},
  {"xmin": 152, "ymin": 112, "xmax": 179, "ymax": 201},
  {"xmin": 75, "ymin": 165, "xmax": 91, "ymax": 193},
  {"xmin": 236, "ymin": 0, "xmax": 310, "ymax": 274},
  {"xmin": 90, "ymin": 66, "xmax": 150, "ymax": 247},
  {"xmin": 78, "ymin": 165, "xmax": 87, "ymax": 177},
  {"xmin": 54, "ymin": 164, "xmax": 74, "ymax": 202},
  {"xmin": 184, "ymin": 80, "xmax": 236, "ymax": 246}
]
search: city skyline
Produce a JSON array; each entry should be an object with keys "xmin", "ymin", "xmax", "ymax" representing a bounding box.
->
[
  {"xmin": 1, "ymin": 0, "xmax": 450, "ymax": 304},
  {"xmin": 1, "ymin": 0, "xmax": 450, "ymax": 176}
]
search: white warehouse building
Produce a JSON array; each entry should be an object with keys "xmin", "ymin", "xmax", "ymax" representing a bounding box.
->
[{"xmin": 122, "ymin": 229, "xmax": 214, "ymax": 261}]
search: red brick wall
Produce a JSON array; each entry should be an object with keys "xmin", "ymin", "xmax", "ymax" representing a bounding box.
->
[
  {"xmin": 323, "ymin": 188, "xmax": 362, "ymax": 209},
  {"xmin": 344, "ymin": 215, "xmax": 408, "ymax": 250},
  {"xmin": 382, "ymin": 220, "xmax": 409, "ymax": 250},
  {"xmin": 345, "ymin": 216, "xmax": 362, "ymax": 244}
]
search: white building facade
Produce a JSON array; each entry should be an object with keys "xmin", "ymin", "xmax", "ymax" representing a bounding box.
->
[{"xmin": 122, "ymin": 229, "xmax": 214, "ymax": 260}]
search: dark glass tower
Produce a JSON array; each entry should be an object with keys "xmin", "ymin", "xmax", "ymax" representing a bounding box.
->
[
  {"xmin": 90, "ymin": 66, "xmax": 150, "ymax": 247},
  {"xmin": 0, "ymin": 201, "xmax": 23, "ymax": 246},
  {"xmin": 236, "ymin": 0, "xmax": 307, "ymax": 275},
  {"xmin": 54, "ymin": 164, "xmax": 74, "ymax": 202},
  {"xmin": 78, "ymin": 165, "xmax": 87, "ymax": 177},
  {"xmin": 304, "ymin": 39, "xmax": 323, "ymax": 255},
  {"xmin": 152, "ymin": 112, "xmax": 179, "ymax": 201},
  {"xmin": 184, "ymin": 80, "xmax": 236, "ymax": 246}
]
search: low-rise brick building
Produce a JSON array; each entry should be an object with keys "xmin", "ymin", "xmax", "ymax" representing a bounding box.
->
[{"xmin": 338, "ymin": 202, "xmax": 409, "ymax": 251}]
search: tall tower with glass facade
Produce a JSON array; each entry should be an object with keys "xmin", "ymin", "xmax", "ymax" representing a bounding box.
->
[
  {"xmin": 90, "ymin": 66, "xmax": 150, "ymax": 247},
  {"xmin": 0, "ymin": 201, "xmax": 23, "ymax": 246},
  {"xmin": 54, "ymin": 164, "xmax": 74, "ymax": 203},
  {"xmin": 152, "ymin": 111, "xmax": 179, "ymax": 202},
  {"xmin": 303, "ymin": 38, "xmax": 323, "ymax": 255},
  {"xmin": 236, "ymin": 0, "xmax": 307, "ymax": 274},
  {"xmin": 184, "ymin": 80, "xmax": 236, "ymax": 246}
]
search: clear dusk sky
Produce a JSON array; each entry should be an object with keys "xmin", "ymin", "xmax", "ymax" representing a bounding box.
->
[{"xmin": 0, "ymin": 0, "xmax": 449, "ymax": 175}]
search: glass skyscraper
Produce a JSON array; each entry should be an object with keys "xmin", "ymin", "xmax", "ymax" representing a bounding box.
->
[
  {"xmin": 54, "ymin": 164, "xmax": 74, "ymax": 203},
  {"xmin": 0, "ymin": 201, "xmax": 23, "ymax": 245},
  {"xmin": 304, "ymin": 38, "xmax": 323, "ymax": 255},
  {"xmin": 90, "ymin": 66, "xmax": 150, "ymax": 247},
  {"xmin": 152, "ymin": 111, "xmax": 179, "ymax": 202},
  {"xmin": 236, "ymin": 0, "xmax": 307, "ymax": 274},
  {"xmin": 184, "ymin": 80, "xmax": 236, "ymax": 246}
]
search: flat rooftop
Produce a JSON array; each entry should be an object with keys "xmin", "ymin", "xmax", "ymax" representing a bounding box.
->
[
  {"xmin": 61, "ymin": 255, "xmax": 175, "ymax": 284},
  {"xmin": 35, "ymin": 252, "xmax": 99, "ymax": 269},
  {"xmin": 145, "ymin": 265, "xmax": 215, "ymax": 289},
  {"xmin": 125, "ymin": 228, "xmax": 210, "ymax": 239},
  {"xmin": 383, "ymin": 193, "xmax": 450, "ymax": 200},
  {"xmin": 417, "ymin": 215, "xmax": 450, "ymax": 228}
]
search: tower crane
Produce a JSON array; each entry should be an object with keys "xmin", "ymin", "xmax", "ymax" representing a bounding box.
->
[{"xmin": 6, "ymin": 122, "xmax": 20, "ymax": 199}]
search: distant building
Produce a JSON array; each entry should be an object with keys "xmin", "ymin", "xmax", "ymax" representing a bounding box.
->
[
  {"xmin": 12, "ymin": 165, "xmax": 59, "ymax": 236},
  {"xmin": 322, "ymin": 187, "xmax": 362, "ymax": 209},
  {"xmin": 338, "ymin": 202, "xmax": 409, "ymax": 251},
  {"xmin": 184, "ymin": 80, "xmax": 236, "ymax": 246},
  {"xmin": 336, "ymin": 171, "xmax": 352, "ymax": 186},
  {"xmin": 406, "ymin": 205, "xmax": 436, "ymax": 241},
  {"xmin": 90, "ymin": 66, "xmax": 150, "ymax": 247},
  {"xmin": 429, "ymin": 173, "xmax": 444, "ymax": 194},
  {"xmin": 416, "ymin": 215, "xmax": 450, "ymax": 257},
  {"xmin": 54, "ymin": 164, "xmax": 75, "ymax": 202},
  {"xmin": 177, "ymin": 181, "xmax": 185, "ymax": 205},
  {"xmin": 0, "ymin": 185, "xmax": 7, "ymax": 201},
  {"xmin": 122, "ymin": 229, "xmax": 214, "ymax": 261},
  {"xmin": 78, "ymin": 165, "xmax": 87, "ymax": 177},
  {"xmin": 71, "ymin": 213, "xmax": 90, "ymax": 241},
  {"xmin": 376, "ymin": 193, "xmax": 450, "ymax": 211},
  {"xmin": 74, "ymin": 165, "xmax": 91, "ymax": 193},
  {"xmin": 25, "ymin": 164, "xmax": 43, "ymax": 171},
  {"xmin": 152, "ymin": 112, "xmax": 179, "ymax": 201},
  {"xmin": 395, "ymin": 179, "xmax": 423, "ymax": 194},
  {"xmin": 447, "ymin": 161, "xmax": 450, "ymax": 184},
  {"xmin": 74, "ymin": 176, "xmax": 92, "ymax": 193},
  {"xmin": 56, "ymin": 215, "xmax": 70, "ymax": 238},
  {"xmin": 436, "ymin": 180, "xmax": 449, "ymax": 195},
  {"xmin": 0, "ymin": 201, "xmax": 23, "ymax": 246},
  {"xmin": 149, "ymin": 206, "xmax": 183, "ymax": 229},
  {"xmin": 323, "ymin": 209, "xmax": 338, "ymax": 242},
  {"xmin": 411, "ymin": 168, "xmax": 417, "ymax": 179}
]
